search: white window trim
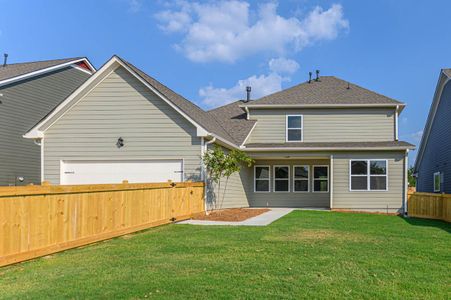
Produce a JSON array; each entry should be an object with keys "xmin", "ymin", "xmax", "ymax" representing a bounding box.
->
[
  {"xmin": 433, "ymin": 171, "xmax": 441, "ymax": 192},
  {"xmin": 349, "ymin": 159, "xmax": 389, "ymax": 192},
  {"xmin": 273, "ymin": 165, "xmax": 290, "ymax": 193},
  {"xmin": 286, "ymin": 115, "xmax": 303, "ymax": 142},
  {"xmin": 293, "ymin": 165, "xmax": 310, "ymax": 193},
  {"xmin": 254, "ymin": 165, "xmax": 270, "ymax": 193},
  {"xmin": 313, "ymin": 165, "xmax": 329, "ymax": 193}
]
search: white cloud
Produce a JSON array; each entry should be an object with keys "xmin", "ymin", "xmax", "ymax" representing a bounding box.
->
[
  {"xmin": 268, "ymin": 57, "xmax": 299, "ymax": 75},
  {"xmin": 200, "ymin": 73, "xmax": 283, "ymax": 108},
  {"xmin": 155, "ymin": 1, "xmax": 349, "ymax": 63},
  {"xmin": 155, "ymin": 4, "xmax": 192, "ymax": 32},
  {"xmin": 199, "ymin": 56, "xmax": 300, "ymax": 108}
]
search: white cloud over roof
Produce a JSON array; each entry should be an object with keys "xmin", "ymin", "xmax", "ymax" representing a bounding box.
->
[{"xmin": 155, "ymin": 1, "xmax": 349, "ymax": 63}]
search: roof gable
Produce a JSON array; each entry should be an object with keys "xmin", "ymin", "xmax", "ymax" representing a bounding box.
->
[{"xmin": 24, "ymin": 56, "xmax": 239, "ymax": 148}]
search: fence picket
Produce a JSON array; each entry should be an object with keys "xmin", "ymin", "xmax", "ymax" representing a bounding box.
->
[
  {"xmin": 408, "ymin": 192, "xmax": 451, "ymax": 222},
  {"xmin": 0, "ymin": 182, "xmax": 204, "ymax": 267}
]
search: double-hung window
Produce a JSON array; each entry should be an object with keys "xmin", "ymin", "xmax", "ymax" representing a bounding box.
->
[
  {"xmin": 274, "ymin": 166, "xmax": 290, "ymax": 192},
  {"xmin": 286, "ymin": 115, "xmax": 303, "ymax": 142},
  {"xmin": 254, "ymin": 166, "xmax": 270, "ymax": 192},
  {"xmin": 350, "ymin": 160, "xmax": 388, "ymax": 191},
  {"xmin": 313, "ymin": 166, "xmax": 329, "ymax": 192},
  {"xmin": 433, "ymin": 172, "xmax": 441, "ymax": 192},
  {"xmin": 293, "ymin": 165, "xmax": 309, "ymax": 192}
]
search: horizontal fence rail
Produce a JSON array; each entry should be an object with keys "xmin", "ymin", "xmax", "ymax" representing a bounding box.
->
[
  {"xmin": 0, "ymin": 181, "xmax": 204, "ymax": 267},
  {"xmin": 407, "ymin": 192, "xmax": 451, "ymax": 222}
]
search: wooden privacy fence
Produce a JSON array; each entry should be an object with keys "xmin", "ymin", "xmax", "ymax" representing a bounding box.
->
[
  {"xmin": 0, "ymin": 181, "xmax": 204, "ymax": 267},
  {"xmin": 407, "ymin": 192, "xmax": 451, "ymax": 222}
]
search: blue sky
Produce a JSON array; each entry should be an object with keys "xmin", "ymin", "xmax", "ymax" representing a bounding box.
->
[{"xmin": 1, "ymin": 0, "xmax": 450, "ymax": 164}]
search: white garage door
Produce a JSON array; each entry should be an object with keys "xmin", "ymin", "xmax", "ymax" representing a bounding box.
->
[{"xmin": 61, "ymin": 160, "xmax": 183, "ymax": 185}]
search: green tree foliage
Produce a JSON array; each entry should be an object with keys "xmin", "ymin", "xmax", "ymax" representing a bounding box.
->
[
  {"xmin": 408, "ymin": 166, "xmax": 416, "ymax": 187},
  {"xmin": 202, "ymin": 145, "xmax": 254, "ymax": 210}
]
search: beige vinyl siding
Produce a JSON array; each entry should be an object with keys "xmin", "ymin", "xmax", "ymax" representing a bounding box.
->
[
  {"xmin": 0, "ymin": 67, "xmax": 89, "ymax": 186},
  {"xmin": 43, "ymin": 66, "xmax": 202, "ymax": 184},
  {"xmin": 206, "ymin": 144, "xmax": 252, "ymax": 209},
  {"xmin": 248, "ymin": 159, "xmax": 330, "ymax": 208},
  {"xmin": 332, "ymin": 151, "xmax": 405, "ymax": 213},
  {"xmin": 247, "ymin": 108, "xmax": 395, "ymax": 143},
  {"xmin": 207, "ymin": 165, "xmax": 252, "ymax": 209}
]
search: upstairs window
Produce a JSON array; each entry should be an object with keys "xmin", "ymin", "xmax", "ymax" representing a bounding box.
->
[
  {"xmin": 434, "ymin": 172, "xmax": 441, "ymax": 192},
  {"xmin": 286, "ymin": 115, "xmax": 303, "ymax": 142},
  {"xmin": 350, "ymin": 160, "xmax": 388, "ymax": 191}
]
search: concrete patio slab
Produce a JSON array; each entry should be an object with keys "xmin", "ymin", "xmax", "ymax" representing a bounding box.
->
[{"xmin": 177, "ymin": 208, "xmax": 294, "ymax": 226}]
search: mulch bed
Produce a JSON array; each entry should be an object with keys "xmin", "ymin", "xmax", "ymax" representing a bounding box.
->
[{"xmin": 192, "ymin": 208, "xmax": 270, "ymax": 222}]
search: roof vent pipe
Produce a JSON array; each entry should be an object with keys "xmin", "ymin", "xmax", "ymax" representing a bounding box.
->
[
  {"xmin": 245, "ymin": 86, "xmax": 251, "ymax": 102},
  {"xmin": 308, "ymin": 71, "xmax": 312, "ymax": 83},
  {"xmin": 315, "ymin": 69, "xmax": 320, "ymax": 81},
  {"xmin": 3, "ymin": 53, "xmax": 8, "ymax": 67}
]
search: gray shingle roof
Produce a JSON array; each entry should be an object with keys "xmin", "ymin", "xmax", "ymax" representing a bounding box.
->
[
  {"xmin": 0, "ymin": 58, "xmax": 83, "ymax": 82},
  {"xmin": 246, "ymin": 76, "xmax": 403, "ymax": 106},
  {"xmin": 208, "ymin": 100, "xmax": 256, "ymax": 145},
  {"xmin": 244, "ymin": 141, "xmax": 415, "ymax": 149},
  {"xmin": 119, "ymin": 57, "xmax": 238, "ymax": 144}
]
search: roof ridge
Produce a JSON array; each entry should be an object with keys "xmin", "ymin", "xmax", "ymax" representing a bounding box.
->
[{"xmin": 248, "ymin": 75, "xmax": 403, "ymax": 106}]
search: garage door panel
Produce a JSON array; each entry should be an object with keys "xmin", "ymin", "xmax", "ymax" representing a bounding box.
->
[{"xmin": 61, "ymin": 160, "xmax": 183, "ymax": 185}]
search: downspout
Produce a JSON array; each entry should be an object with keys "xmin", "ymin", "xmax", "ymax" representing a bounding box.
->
[
  {"xmin": 203, "ymin": 136, "xmax": 216, "ymax": 213},
  {"xmin": 395, "ymin": 105, "xmax": 399, "ymax": 141},
  {"xmin": 330, "ymin": 155, "xmax": 334, "ymax": 210},
  {"xmin": 244, "ymin": 106, "xmax": 250, "ymax": 120},
  {"xmin": 33, "ymin": 138, "xmax": 44, "ymax": 183},
  {"xmin": 404, "ymin": 149, "xmax": 409, "ymax": 216}
]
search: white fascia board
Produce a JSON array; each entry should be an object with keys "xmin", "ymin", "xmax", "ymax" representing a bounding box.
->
[
  {"xmin": 0, "ymin": 58, "xmax": 95, "ymax": 88},
  {"xmin": 240, "ymin": 122, "xmax": 257, "ymax": 148},
  {"xmin": 116, "ymin": 58, "xmax": 236, "ymax": 146},
  {"xmin": 240, "ymin": 103, "xmax": 405, "ymax": 109},
  {"xmin": 243, "ymin": 146, "xmax": 415, "ymax": 152},
  {"xmin": 24, "ymin": 58, "xmax": 120, "ymax": 139}
]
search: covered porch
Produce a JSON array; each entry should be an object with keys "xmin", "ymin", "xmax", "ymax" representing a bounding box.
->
[{"xmin": 247, "ymin": 153, "xmax": 332, "ymax": 209}]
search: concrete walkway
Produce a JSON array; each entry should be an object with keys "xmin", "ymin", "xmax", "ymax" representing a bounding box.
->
[{"xmin": 177, "ymin": 208, "xmax": 294, "ymax": 226}]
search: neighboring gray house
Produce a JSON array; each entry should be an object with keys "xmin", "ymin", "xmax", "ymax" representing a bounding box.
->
[
  {"xmin": 0, "ymin": 56, "xmax": 95, "ymax": 185},
  {"xmin": 24, "ymin": 55, "xmax": 414, "ymax": 213},
  {"xmin": 414, "ymin": 69, "xmax": 451, "ymax": 194}
]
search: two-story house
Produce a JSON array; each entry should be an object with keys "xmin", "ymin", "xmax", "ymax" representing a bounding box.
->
[
  {"xmin": 24, "ymin": 56, "xmax": 414, "ymax": 213},
  {"xmin": 0, "ymin": 56, "xmax": 95, "ymax": 186}
]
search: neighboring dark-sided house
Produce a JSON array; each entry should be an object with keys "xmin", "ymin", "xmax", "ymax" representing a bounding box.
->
[
  {"xmin": 0, "ymin": 56, "xmax": 95, "ymax": 186},
  {"xmin": 414, "ymin": 69, "xmax": 451, "ymax": 193}
]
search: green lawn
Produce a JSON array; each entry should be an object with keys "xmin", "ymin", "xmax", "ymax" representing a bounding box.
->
[{"xmin": 0, "ymin": 211, "xmax": 450, "ymax": 299}]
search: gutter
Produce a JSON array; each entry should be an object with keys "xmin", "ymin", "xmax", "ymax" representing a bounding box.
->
[
  {"xmin": 239, "ymin": 103, "xmax": 406, "ymax": 110},
  {"xmin": 241, "ymin": 146, "xmax": 416, "ymax": 152}
]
